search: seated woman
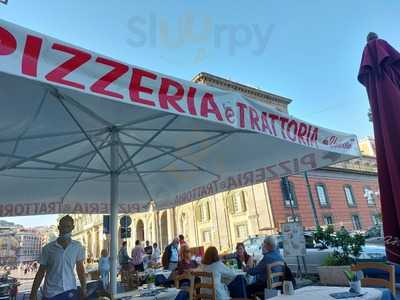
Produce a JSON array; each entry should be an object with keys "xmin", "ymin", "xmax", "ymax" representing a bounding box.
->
[
  {"xmin": 199, "ymin": 246, "xmax": 237, "ymax": 300},
  {"xmin": 177, "ymin": 245, "xmax": 198, "ymax": 275},
  {"xmin": 235, "ymin": 242, "xmax": 253, "ymax": 269},
  {"xmin": 174, "ymin": 245, "xmax": 198, "ymax": 287}
]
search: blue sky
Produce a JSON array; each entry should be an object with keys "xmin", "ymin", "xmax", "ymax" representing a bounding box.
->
[{"xmin": 0, "ymin": 0, "xmax": 399, "ymax": 227}]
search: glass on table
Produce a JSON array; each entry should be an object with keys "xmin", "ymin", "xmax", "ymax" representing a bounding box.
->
[{"xmin": 264, "ymin": 288, "xmax": 281, "ymax": 299}]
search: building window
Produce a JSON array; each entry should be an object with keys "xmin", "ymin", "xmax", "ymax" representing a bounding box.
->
[
  {"xmin": 371, "ymin": 214, "xmax": 381, "ymax": 226},
  {"xmin": 202, "ymin": 230, "xmax": 211, "ymax": 243},
  {"xmin": 316, "ymin": 184, "xmax": 330, "ymax": 207},
  {"xmin": 351, "ymin": 215, "xmax": 362, "ymax": 230},
  {"xmin": 281, "ymin": 180, "xmax": 298, "ymax": 208},
  {"xmin": 196, "ymin": 202, "xmax": 211, "ymax": 222},
  {"xmin": 323, "ymin": 215, "xmax": 333, "ymax": 225},
  {"xmin": 287, "ymin": 215, "xmax": 300, "ymax": 223},
  {"xmin": 363, "ymin": 186, "xmax": 376, "ymax": 206},
  {"xmin": 344, "ymin": 185, "xmax": 356, "ymax": 207},
  {"xmin": 228, "ymin": 191, "xmax": 247, "ymax": 214},
  {"xmin": 235, "ymin": 223, "xmax": 249, "ymax": 240}
]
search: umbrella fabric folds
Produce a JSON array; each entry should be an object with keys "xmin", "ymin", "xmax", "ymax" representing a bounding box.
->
[
  {"xmin": 0, "ymin": 19, "xmax": 359, "ymax": 294},
  {"xmin": 0, "ymin": 19, "xmax": 359, "ymax": 216},
  {"xmin": 358, "ymin": 35, "xmax": 400, "ymax": 263}
]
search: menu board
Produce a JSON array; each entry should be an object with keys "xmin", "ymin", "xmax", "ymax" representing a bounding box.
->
[{"xmin": 281, "ymin": 222, "xmax": 306, "ymax": 257}]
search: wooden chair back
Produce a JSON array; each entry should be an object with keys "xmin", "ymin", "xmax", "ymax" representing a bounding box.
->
[
  {"xmin": 120, "ymin": 269, "xmax": 129, "ymax": 283},
  {"xmin": 175, "ymin": 272, "xmax": 193, "ymax": 289},
  {"xmin": 267, "ymin": 261, "xmax": 285, "ymax": 289},
  {"xmin": 190, "ymin": 271, "xmax": 216, "ymax": 300},
  {"xmin": 127, "ymin": 271, "xmax": 141, "ymax": 290},
  {"xmin": 351, "ymin": 262, "xmax": 396, "ymax": 297}
]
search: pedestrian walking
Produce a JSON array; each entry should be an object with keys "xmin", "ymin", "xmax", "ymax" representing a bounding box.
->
[
  {"xmin": 98, "ymin": 249, "xmax": 110, "ymax": 290},
  {"xmin": 30, "ymin": 215, "xmax": 86, "ymax": 300}
]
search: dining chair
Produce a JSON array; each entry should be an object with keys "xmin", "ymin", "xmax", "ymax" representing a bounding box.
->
[
  {"xmin": 118, "ymin": 269, "xmax": 129, "ymax": 292},
  {"xmin": 190, "ymin": 271, "xmax": 216, "ymax": 300},
  {"xmin": 267, "ymin": 261, "xmax": 285, "ymax": 289},
  {"xmin": 351, "ymin": 262, "xmax": 396, "ymax": 297},
  {"xmin": 127, "ymin": 271, "xmax": 141, "ymax": 290},
  {"xmin": 175, "ymin": 272, "xmax": 193, "ymax": 288}
]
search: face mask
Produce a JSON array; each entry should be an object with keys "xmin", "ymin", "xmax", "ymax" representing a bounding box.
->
[{"xmin": 59, "ymin": 232, "xmax": 72, "ymax": 241}]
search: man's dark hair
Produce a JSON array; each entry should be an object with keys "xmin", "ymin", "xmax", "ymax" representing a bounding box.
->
[
  {"xmin": 153, "ymin": 243, "xmax": 158, "ymax": 247},
  {"xmin": 135, "ymin": 240, "xmax": 140, "ymax": 246},
  {"xmin": 178, "ymin": 234, "xmax": 184, "ymax": 241},
  {"xmin": 59, "ymin": 215, "xmax": 74, "ymax": 225},
  {"xmin": 146, "ymin": 240, "xmax": 149, "ymax": 245},
  {"xmin": 122, "ymin": 241, "xmax": 127, "ymax": 247}
]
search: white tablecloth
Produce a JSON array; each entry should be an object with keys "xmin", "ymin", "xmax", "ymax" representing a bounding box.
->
[
  {"xmin": 153, "ymin": 270, "xmax": 172, "ymax": 278},
  {"xmin": 271, "ymin": 286, "xmax": 384, "ymax": 300},
  {"xmin": 116, "ymin": 287, "xmax": 180, "ymax": 300}
]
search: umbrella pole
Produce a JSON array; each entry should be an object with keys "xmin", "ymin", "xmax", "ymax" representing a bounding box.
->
[{"xmin": 110, "ymin": 128, "xmax": 119, "ymax": 297}]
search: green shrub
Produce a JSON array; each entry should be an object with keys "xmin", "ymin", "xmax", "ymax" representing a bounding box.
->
[{"xmin": 314, "ymin": 226, "xmax": 365, "ymax": 266}]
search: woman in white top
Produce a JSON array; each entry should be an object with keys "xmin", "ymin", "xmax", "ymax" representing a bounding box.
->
[
  {"xmin": 151, "ymin": 242, "xmax": 161, "ymax": 263},
  {"xmin": 199, "ymin": 246, "xmax": 237, "ymax": 300}
]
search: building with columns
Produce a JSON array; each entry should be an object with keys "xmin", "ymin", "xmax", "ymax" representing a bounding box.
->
[{"xmin": 68, "ymin": 73, "xmax": 379, "ymax": 259}]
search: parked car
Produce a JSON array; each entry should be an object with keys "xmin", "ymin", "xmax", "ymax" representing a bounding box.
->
[
  {"xmin": 364, "ymin": 225, "xmax": 385, "ymax": 246},
  {"xmin": 365, "ymin": 225, "xmax": 382, "ymax": 239},
  {"xmin": 234, "ymin": 234, "xmax": 386, "ymax": 274}
]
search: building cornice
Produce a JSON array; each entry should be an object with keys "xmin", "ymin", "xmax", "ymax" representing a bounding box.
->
[
  {"xmin": 192, "ymin": 72, "xmax": 292, "ymax": 105},
  {"xmin": 320, "ymin": 166, "xmax": 377, "ymax": 176}
]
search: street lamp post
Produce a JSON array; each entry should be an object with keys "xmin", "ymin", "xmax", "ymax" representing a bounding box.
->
[{"xmin": 304, "ymin": 171, "xmax": 320, "ymax": 228}]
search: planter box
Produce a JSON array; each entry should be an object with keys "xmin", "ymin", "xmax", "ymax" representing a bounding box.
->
[{"xmin": 318, "ymin": 265, "xmax": 351, "ymax": 286}]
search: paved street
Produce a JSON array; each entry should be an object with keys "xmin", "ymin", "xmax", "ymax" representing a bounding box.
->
[
  {"xmin": 8, "ymin": 270, "xmax": 35, "ymax": 300},
  {"xmin": 16, "ymin": 278, "xmax": 33, "ymax": 300}
]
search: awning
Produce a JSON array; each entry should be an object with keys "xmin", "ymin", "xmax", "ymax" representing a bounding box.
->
[{"xmin": 0, "ymin": 19, "xmax": 359, "ymax": 217}]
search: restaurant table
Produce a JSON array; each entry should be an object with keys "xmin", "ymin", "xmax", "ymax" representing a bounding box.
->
[
  {"xmin": 269, "ymin": 286, "xmax": 395, "ymax": 300},
  {"xmin": 114, "ymin": 287, "xmax": 182, "ymax": 300},
  {"xmin": 152, "ymin": 269, "xmax": 173, "ymax": 286},
  {"xmin": 153, "ymin": 270, "xmax": 172, "ymax": 278},
  {"xmin": 85, "ymin": 266, "xmax": 99, "ymax": 280}
]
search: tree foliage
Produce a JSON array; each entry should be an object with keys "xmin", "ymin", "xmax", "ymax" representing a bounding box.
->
[{"xmin": 313, "ymin": 225, "xmax": 365, "ymax": 266}]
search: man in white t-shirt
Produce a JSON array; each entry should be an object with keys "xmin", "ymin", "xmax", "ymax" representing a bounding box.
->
[{"xmin": 30, "ymin": 215, "xmax": 86, "ymax": 300}]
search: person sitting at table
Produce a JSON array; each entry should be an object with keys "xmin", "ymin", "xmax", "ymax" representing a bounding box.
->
[
  {"xmin": 173, "ymin": 245, "xmax": 198, "ymax": 287},
  {"xmin": 235, "ymin": 242, "xmax": 253, "ymax": 270},
  {"xmin": 199, "ymin": 246, "xmax": 237, "ymax": 300},
  {"xmin": 245, "ymin": 236, "xmax": 284, "ymax": 297},
  {"xmin": 177, "ymin": 245, "xmax": 198, "ymax": 275},
  {"xmin": 131, "ymin": 240, "xmax": 145, "ymax": 272},
  {"xmin": 144, "ymin": 241, "xmax": 153, "ymax": 255},
  {"xmin": 151, "ymin": 243, "xmax": 161, "ymax": 263}
]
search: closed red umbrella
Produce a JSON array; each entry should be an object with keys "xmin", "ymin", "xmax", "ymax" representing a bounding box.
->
[{"xmin": 358, "ymin": 33, "xmax": 400, "ymax": 263}]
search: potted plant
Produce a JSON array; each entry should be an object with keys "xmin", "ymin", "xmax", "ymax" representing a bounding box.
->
[
  {"xmin": 146, "ymin": 275, "xmax": 156, "ymax": 289},
  {"xmin": 344, "ymin": 270, "xmax": 363, "ymax": 293},
  {"xmin": 313, "ymin": 225, "xmax": 365, "ymax": 286}
]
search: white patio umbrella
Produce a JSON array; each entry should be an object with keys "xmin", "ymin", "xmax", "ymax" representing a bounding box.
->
[{"xmin": 0, "ymin": 19, "xmax": 359, "ymax": 295}]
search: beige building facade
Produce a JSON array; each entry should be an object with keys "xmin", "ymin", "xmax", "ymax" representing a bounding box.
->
[{"xmin": 70, "ymin": 182, "xmax": 275, "ymax": 259}]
